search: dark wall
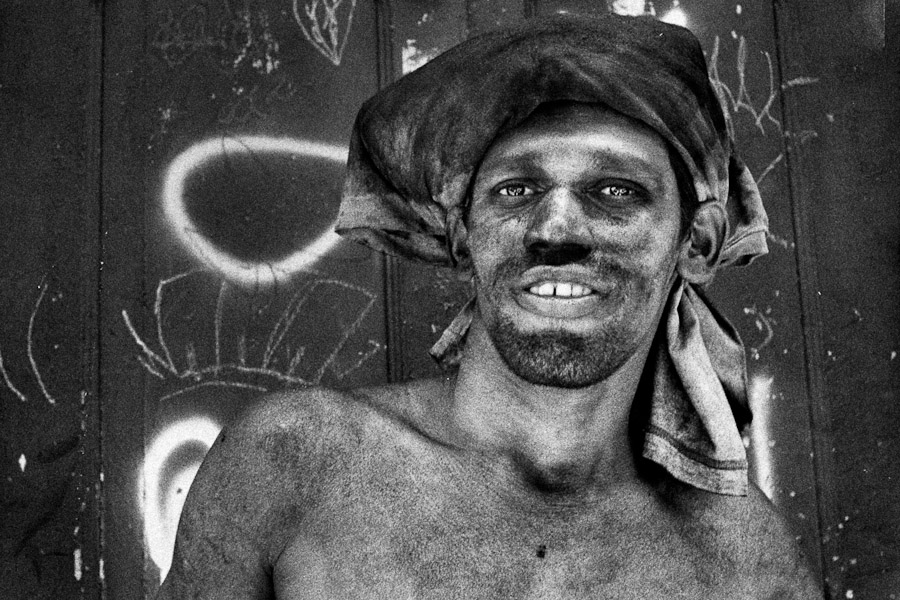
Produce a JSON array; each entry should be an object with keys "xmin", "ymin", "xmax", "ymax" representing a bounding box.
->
[{"xmin": 0, "ymin": 1, "xmax": 896, "ymax": 598}]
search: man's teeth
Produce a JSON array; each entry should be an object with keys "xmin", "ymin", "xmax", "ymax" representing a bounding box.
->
[{"xmin": 528, "ymin": 282, "xmax": 593, "ymax": 298}]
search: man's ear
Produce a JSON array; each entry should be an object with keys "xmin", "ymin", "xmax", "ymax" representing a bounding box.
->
[
  {"xmin": 447, "ymin": 208, "xmax": 473, "ymax": 273},
  {"xmin": 677, "ymin": 202, "xmax": 727, "ymax": 285}
]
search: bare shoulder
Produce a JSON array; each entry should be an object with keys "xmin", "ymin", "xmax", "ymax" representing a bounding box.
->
[
  {"xmin": 157, "ymin": 385, "xmax": 405, "ymax": 599},
  {"xmin": 664, "ymin": 480, "xmax": 823, "ymax": 598}
]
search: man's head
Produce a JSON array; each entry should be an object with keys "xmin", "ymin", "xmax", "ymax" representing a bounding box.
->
[
  {"xmin": 465, "ymin": 101, "xmax": 724, "ymax": 387},
  {"xmin": 337, "ymin": 12, "xmax": 768, "ymax": 372},
  {"xmin": 335, "ymin": 13, "xmax": 766, "ymax": 494}
]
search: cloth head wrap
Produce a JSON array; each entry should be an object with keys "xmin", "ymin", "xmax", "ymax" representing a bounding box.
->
[{"xmin": 337, "ymin": 13, "xmax": 768, "ymax": 496}]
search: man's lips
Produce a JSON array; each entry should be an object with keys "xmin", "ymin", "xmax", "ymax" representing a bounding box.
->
[
  {"xmin": 516, "ymin": 266, "xmax": 614, "ymax": 296},
  {"xmin": 510, "ymin": 267, "xmax": 618, "ymax": 319}
]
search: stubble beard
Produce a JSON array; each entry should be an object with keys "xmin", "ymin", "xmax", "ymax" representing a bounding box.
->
[{"xmin": 475, "ymin": 258, "xmax": 650, "ymax": 389}]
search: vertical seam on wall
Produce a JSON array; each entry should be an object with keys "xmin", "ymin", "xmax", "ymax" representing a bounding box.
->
[
  {"xmin": 91, "ymin": 1, "xmax": 108, "ymax": 598},
  {"xmin": 374, "ymin": 0, "xmax": 405, "ymax": 383},
  {"xmin": 770, "ymin": 1, "xmax": 835, "ymax": 594}
]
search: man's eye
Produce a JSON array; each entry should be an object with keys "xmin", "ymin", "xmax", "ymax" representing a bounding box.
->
[
  {"xmin": 498, "ymin": 183, "xmax": 532, "ymax": 197},
  {"xmin": 600, "ymin": 184, "xmax": 636, "ymax": 197}
]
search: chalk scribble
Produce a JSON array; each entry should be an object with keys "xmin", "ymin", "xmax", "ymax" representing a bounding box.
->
[
  {"xmin": 292, "ymin": 0, "xmax": 357, "ymax": 66},
  {"xmin": 0, "ymin": 277, "xmax": 58, "ymax": 405},
  {"xmin": 123, "ymin": 271, "xmax": 380, "ymax": 401}
]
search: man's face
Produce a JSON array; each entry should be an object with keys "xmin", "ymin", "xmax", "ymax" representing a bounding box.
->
[{"xmin": 466, "ymin": 103, "xmax": 686, "ymax": 388}]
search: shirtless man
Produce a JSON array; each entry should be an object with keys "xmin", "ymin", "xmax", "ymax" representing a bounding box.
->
[{"xmin": 157, "ymin": 14, "xmax": 822, "ymax": 599}]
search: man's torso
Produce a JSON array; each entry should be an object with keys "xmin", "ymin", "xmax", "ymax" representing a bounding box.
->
[{"xmin": 234, "ymin": 382, "xmax": 805, "ymax": 600}]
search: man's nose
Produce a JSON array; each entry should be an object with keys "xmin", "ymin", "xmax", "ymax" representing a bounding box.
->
[{"xmin": 523, "ymin": 189, "xmax": 593, "ymax": 265}]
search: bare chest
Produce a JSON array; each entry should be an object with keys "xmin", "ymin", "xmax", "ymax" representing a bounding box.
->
[{"xmin": 271, "ymin": 457, "xmax": 741, "ymax": 599}]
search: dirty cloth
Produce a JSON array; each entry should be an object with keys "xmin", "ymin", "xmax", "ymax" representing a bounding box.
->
[{"xmin": 337, "ymin": 13, "xmax": 767, "ymax": 496}]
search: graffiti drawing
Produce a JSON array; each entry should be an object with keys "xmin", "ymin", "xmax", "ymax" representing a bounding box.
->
[
  {"xmin": 152, "ymin": 2, "xmax": 282, "ymax": 75},
  {"xmin": 0, "ymin": 278, "xmax": 58, "ymax": 405},
  {"xmin": 743, "ymin": 304, "xmax": 776, "ymax": 361},
  {"xmin": 231, "ymin": 6, "xmax": 281, "ymax": 74},
  {"xmin": 217, "ymin": 74, "xmax": 298, "ymax": 124},
  {"xmin": 163, "ymin": 136, "xmax": 347, "ymax": 287},
  {"xmin": 152, "ymin": 4, "xmax": 225, "ymax": 68},
  {"xmin": 708, "ymin": 35, "xmax": 781, "ymax": 138},
  {"xmin": 292, "ymin": 0, "xmax": 357, "ymax": 66},
  {"xmin": 140, "ymin": 416, "xmax": 223, "ymax": 581},
  {"xmin": 123, "ymin": 270, "xmax": 380, "ymax": 401}
]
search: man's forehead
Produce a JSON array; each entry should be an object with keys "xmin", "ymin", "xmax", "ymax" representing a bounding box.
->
[{"xmin": 479, "ymin": 102, "xmax": 672, "ymax": 174}]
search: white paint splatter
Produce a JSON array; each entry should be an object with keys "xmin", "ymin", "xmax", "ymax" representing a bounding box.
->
[
  {"xmin": 660, "ymin": 6, "xmax": 688, "ymax": 27},
  {"xmin": 140, "ymin": 417, "xmax": 222, "ymax": 583},
  {"xmin": 783, "ymin": 76, "xmax": 821, "ymax": 89},
  {"xmin": 74, "ymin": 548, "xmax": 83, "ymax": 581},
  {"xmin": 610, "ymin": 0, "xmax": 650, "ymax": 17},
  {"xmin": 748, "ymin": 373, "xmax": 776, "ymax": 499},
  {"xmin": 162, "ymin": 136, "xmax": 346, "ymax": 287},
  {"xmin": 401, "ymin": 39, "xmax": 440, "ymax": 74}
]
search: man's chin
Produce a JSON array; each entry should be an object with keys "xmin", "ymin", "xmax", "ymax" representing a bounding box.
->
[{"xmin": 487, "ymin": 320, "xmax": 632, "ymax": 389}]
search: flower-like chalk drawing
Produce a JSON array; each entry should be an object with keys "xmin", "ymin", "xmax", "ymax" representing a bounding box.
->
[
  {"xmin": 292, "ymin": 0, "xmax": 357, "ymax": 66},
  {"xmin": 163, "ymin": 136, "xmax": 347, "ymax": 287},
  {"xmin": 123, "ymin": 270, "xmax": 381, "ymax": 401}
]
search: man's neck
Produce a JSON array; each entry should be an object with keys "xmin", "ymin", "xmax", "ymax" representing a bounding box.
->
[{"xmin": 449, "ymin": 318, "xmax": 652, "ymax": 495}]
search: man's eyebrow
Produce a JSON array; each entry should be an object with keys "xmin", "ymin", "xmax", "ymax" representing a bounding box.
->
[{"xmin": 582, "ymin": 149, "xmax": 665, "ymax": 176}]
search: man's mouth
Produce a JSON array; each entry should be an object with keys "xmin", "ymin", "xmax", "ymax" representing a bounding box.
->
[{"xmin": 526, "ymin": 282, "xmax": 595, "ymax": 298}]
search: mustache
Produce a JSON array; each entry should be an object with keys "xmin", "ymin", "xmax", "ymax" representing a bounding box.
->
[{"xmin": 491, "ymin": 253, "xmax": 634, "ymax": 282}]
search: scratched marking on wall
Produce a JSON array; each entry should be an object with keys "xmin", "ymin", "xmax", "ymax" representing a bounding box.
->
[
  {"xmin": 709, "ymin": 35, "xmax": 782, "ymax": 138},
  {"xmin": 706, "ymin": 34, "xmax": 819, "ymax": 250},
  {"xmin": 0, "ymin": 277, "xmax": 58, "ymax": 405},
  {"xmin": 152, "ymin": 2, "xmax": 282, "ymax": 73},
  {"xmin": 708, "ymin": 34, "xmax": 819, "ymax": 139},
  {"xmin": 217, "ymin": 73, "xmax": 298, "ymax": 124},
  {"xmin": 163, "ymin": 136, "xmax": 347, "ymax": 286},
  {"xmin": 292, "ymin": 0, "xmax": 357, "ymax": 65},
  {"xmin": 123, "ymin": 271, "xmax": 380, "ymax": 401},
  {"xmin": 148, "ymin": 2, "xmax": 309, "ymax": 136}
]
